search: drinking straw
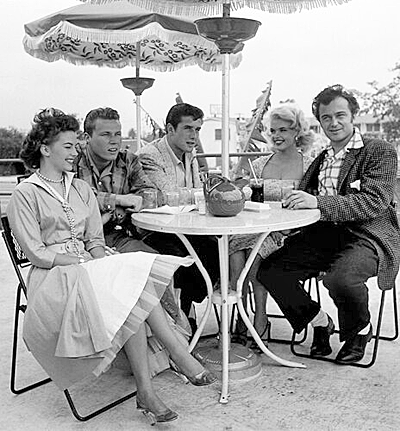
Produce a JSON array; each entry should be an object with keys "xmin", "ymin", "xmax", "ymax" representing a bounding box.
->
[{"xmin": 248, "ymin": 159, "xmax": 259, "ymax": 185}]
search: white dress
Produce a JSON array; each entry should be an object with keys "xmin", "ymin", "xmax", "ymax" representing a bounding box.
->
[{"xmin": 7, "ymin": 173, "xmax": 193, "ymax": 390}]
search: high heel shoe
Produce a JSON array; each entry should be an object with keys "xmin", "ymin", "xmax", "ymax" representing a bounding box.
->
[
  {"xmin": 170, "ymin": 362, "xmax": 217, "ymax": 386},
  {"xmin": 186, "ymin": 369, "xmax": 218, "ymax": 386},
  {"xmin": 249, "ymin": 321, "xmax": 271, "ymax": 353},
  {"xmin": 136, "ymin": 398, "xmax": 178, "ymax": 426}
]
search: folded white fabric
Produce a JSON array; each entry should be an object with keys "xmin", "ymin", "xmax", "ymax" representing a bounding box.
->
[
  {"xmin": 140, "ymin": 204, "xmax": 196, "ymax": 215},
  {"xmin": 244, "ymin": 201, "xmax": 271, "ymax": 212}
]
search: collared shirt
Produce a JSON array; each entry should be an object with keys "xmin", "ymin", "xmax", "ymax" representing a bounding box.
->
[
  {"xmin": 318, "ymin": 127, "xmax": 364, "ymax": 196},
  {"xmin": 165, "ymin": 142, "xmax": 195, "ymax": 189},
  {"xmin": 75, "ymin": 146, "xmax": 156, "ymax": 213}
]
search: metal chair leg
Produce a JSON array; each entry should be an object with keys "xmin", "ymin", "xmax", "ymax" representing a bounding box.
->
[
  {"xmin": 64, "ymin": 389, "xmax": 137, "ymax": 422},
  {"xmin": 10, "ymin": 284, "xmax": 51, "ymax": 394},
  {"xmin": 291, "ymin": 289, "xmax": 396, "ymax": 368}
]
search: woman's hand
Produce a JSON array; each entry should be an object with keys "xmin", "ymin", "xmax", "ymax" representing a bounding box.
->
[{"xmin": 105, "ymin": 246, "xmax": 119, "ymax": 256}]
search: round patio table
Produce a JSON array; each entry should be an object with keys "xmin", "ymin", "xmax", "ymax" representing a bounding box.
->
[{"xmin": 132, "ymin": 202, "xmax": 321, "ymax": 403}]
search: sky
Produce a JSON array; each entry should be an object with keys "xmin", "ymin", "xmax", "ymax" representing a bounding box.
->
[{"xmin": 1, "ymin": 0, "xmax": 400, "ymax": 135}]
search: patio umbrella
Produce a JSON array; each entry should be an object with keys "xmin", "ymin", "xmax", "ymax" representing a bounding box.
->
[
  {"xmin": 80, "ymin": 0, "xmax": 352, "ymax": 172},
  {"xmin": 23, "ymin": 0, "xmax": 242, "ymax": 149},
  {"xmin": 79, "ymin": 0, "xmax": 352, "ymax": 15}
]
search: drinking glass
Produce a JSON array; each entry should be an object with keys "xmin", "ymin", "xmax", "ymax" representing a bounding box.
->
[
  {"xmin": 142, "ymin": 190, "xmax": 158, "ymax": 209},
  {"xmin": 166, "ymin": 191, "xmax": 180, "ymax": 207},
  {"xmin": 281, "ymin": 184, "xmax": 295, "ymax": 208},
  {"xmin": 179, "ymin": 187, "xmax": 192, "ymax": 205},
  {"xmin": 250, "ymin": 179, "xmax": 264, "ymax": 203}
]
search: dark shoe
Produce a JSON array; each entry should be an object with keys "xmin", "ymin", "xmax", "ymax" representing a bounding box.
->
[
  {"xmin": 310, "ymin": 315, "xmax": 335, "ymax": 357},
  {"xmin": 335, "ymin": 325, "xmax": 373, "ymax": 365},
  {"xmin": 231, "ymin": 316, "xmax": 248, "ymax": 346},
  {"xmin": 249, "ymin": 320, "xmax": 271, "ymax": 353},
  {"xmin": 137, "ymin": 398, "xmax": 178, "ymax": 425}
]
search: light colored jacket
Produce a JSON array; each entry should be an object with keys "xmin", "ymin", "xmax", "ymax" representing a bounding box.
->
[{"xmin": 137, "ymin": 136, "xmax": 201, "ymax": 193}]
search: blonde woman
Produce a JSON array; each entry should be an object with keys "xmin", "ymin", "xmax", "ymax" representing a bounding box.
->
[{"xmin": 230, "ymin": 103, "xmax": 315, "ymax": 350}]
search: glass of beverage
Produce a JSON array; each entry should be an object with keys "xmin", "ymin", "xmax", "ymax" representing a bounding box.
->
[
  {"xmin": 194, "ymin": 190, "xmax": 206, "ymax": 214},
  {"xmin": 281, "ymin": 184, "xmax": 295, "ymax": 208},
  {"xmin": 165, "ymin": 191, "xmax": 180, "ymax": 207},
  {"xmin": 179, "ymin": 187, "xmax": 192, "ymax": 205},
  {"xmin": 250, "ymin": 179, "xmax": 264, "ymax": 203},
  {"xmin": 142, "ymin": 190, "xmax": 158, "ymax": 209}
]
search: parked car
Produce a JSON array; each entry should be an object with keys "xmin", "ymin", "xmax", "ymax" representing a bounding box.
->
[{"xmin": 0, "ymin": 159, "xmax": 28, "ymax": 215}]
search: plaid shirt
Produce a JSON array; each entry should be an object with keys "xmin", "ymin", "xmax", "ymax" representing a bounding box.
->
[
  {"xmin": 75, "ymin": 146, "xmax": 157, "ymax": 233},
  {"xmin": 300, "ymin": 135, "xmax": 400, "ymax": 291},
  {"xmin": 318, "ymin": 128, "xmax": 364, "ymax": 196}
]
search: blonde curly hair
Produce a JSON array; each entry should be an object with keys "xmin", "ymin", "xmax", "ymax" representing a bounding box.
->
[{"xmin": 265, "ymin": 103, "xmax": 314, "ymax": 152}]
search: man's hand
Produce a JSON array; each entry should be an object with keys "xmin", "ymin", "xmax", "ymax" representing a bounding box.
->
[
  {"xmin": 283, "ymin": 190, "xmax": 318, "ymax": 210},
  {"xmin": 116, "ymin": 194, "xmax": 143, "ymax": 211}
]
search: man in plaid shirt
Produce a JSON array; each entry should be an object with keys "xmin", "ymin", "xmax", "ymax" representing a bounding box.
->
[
  {"xmin": 258, "ymin": 85, "xmax": 400, "ymax": 365},
  {"xmin": 75, "ymin": 107, "xmax": 157, "ymax": 253}
]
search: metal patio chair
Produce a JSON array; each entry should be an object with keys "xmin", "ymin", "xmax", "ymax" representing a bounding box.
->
[
  {"xmin": 1, "ymin": 215, "xmax": 137, "ymax": 421},
  {"xmin": 289, "ymin": 275, "xmax": 399, "ymax": 368}
]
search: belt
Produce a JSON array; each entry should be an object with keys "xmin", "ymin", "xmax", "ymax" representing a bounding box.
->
[{"xmin": 47, "ymin": 240, "xmax": 85, "ymax": 255}]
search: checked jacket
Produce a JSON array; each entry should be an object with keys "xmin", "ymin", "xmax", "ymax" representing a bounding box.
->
[{"xmin": 299, "ymin": 135, "xmax": 400, "ymax": 291}]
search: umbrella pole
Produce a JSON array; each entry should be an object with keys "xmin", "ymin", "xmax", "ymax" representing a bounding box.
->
[
  {"xmin": 221, "ymin": 3, "xmax": 231, "ymax": 179},
  {"xmin": 221, "ymin": 53, "xmax": 230, "ymax": 178},
  {"xmin": 135, "ymin": 42, "xmax": 142, "ymax": 151}
]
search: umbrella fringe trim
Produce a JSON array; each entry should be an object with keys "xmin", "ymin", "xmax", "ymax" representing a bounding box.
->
[
  {"xmin": 44, "ymin": 20, "xmax": 218, "ymax": 50},
  {"xmin": 23, "ymin": 35, "xmax": 243, "ymax": 71},
  {"xmin": 85, "ymin": 0, "xmax": 352, "ymax": 16}
]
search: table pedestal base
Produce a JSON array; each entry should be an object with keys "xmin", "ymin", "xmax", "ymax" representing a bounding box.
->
[{"xmin": 193, "ymin": 342, "xmax": 262, "ymax": 382}]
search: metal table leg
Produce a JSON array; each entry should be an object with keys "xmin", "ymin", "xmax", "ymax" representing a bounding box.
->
[{"xmin": 236, "ymin": 231, "xmax": 306, "ymax": 369}]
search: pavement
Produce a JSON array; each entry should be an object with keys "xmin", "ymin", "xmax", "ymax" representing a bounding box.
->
[{"xmin": 1, "ymin": 236, "xmax": 399, "ymax": 431}]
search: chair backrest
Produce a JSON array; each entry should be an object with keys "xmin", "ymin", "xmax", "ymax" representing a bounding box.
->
[{"xmin": 1, "ymin": 215, "xmax": 31, "ymax": 296}]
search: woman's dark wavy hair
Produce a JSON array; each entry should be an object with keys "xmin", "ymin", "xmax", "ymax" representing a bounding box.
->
[
  {"xmin": 20, "ymin": 108, "xmax": 80, "ymax": 169},
  {"xmin": 165, "ymin": 103, "xmax": 204, "ymax": 130},
  {"xmin": 312, "ymin": 84, "xmax": 360, "ymax": 121}
]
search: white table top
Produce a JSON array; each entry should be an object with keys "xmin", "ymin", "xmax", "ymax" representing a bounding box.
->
[{"xmin": 132, "ymin": 202, "xmax": 320, "ymax": 236}]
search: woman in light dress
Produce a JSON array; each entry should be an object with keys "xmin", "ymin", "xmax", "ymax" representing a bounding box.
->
[
  {"xmin": 230, "ymin": 103, "xmax": 315, "ymax": 349},
  {"xmin": 7, "ymin": 109, "xmax": 216, "ymax": 425}
]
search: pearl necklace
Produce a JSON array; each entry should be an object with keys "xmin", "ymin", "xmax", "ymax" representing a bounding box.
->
[
  {"xmin": 36, "ymin": 173, "xmax": 84, "ymax": 261},
  {"xmin": 37, "ymin": 169, "xmax": 64, "ymax": 183}
]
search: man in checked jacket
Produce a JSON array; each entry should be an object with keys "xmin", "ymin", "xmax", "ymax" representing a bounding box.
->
[{"xmin": 258, "ymin": 85, "xmax": 400, "ymax": 365}]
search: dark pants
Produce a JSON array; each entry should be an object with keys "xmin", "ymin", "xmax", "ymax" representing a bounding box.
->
[
  {"xmin": 143, "ymin": 232, "xmax": 220, "ymax": 316},
  {"xmin": 257, "ymin": 222, "xmax": 378, "ymax": 341}
]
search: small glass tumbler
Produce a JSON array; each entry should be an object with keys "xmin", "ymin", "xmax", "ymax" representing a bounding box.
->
[
  {"xmin": 166, "ymin": 191, "xmax": 180, "ymax": 207},
  {"xmin": 191, "ymin": 187, "xmax": 204, "ymax": 205},
  {"xmin": 179, "ymin": 187, "xmax": 192, "ymax": 205},
  {"xmin": 194, "ymin": 191, "xmax": 206, "ymax": 215},
  {"xmin": 281, "ymin": 184, "xmax": 295, "ymax": 208},
  {"xmin": 250, "ymin": 179, "xmax": 264, "ymax": 203},
  {"xmin": 142, "ymin": 190, "xmax": 158, "ymax": 209}
]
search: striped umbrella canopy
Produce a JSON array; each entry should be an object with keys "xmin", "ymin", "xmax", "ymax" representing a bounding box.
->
[{"xmin": 78, "ymin": 0, "xmax": 353, "ymax": 16}]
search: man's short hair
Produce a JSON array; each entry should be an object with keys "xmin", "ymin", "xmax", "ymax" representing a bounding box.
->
[
  {"xmin": 84, "ymin": 107, "xmax": 120, "ymax": 136},
  {"xmin": 312, "ymin": 84, "xmax": 360, "ymax": 121},
  {"xmin": 165, "ymin": 103, "xmax": 204, "ymax": 130}
]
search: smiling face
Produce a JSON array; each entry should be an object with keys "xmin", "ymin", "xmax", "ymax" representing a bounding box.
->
[
  {"xmin": 269, "ymin": 118, "xmax": 298, "ymax": 152},
  {"xmin": 318, "ymin": 96, "xmax": 354, "ymax": 149},
  {"xmin": 167, "ymin": 116, "xmax": 202, "ymax": 160},
  {"xmin": 42, "ymin": 131, "xmax": 78, "ymax": 173},
  {"xmin": 86, "ymin": 118, "xmax": 122, "ymax": 166}
]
